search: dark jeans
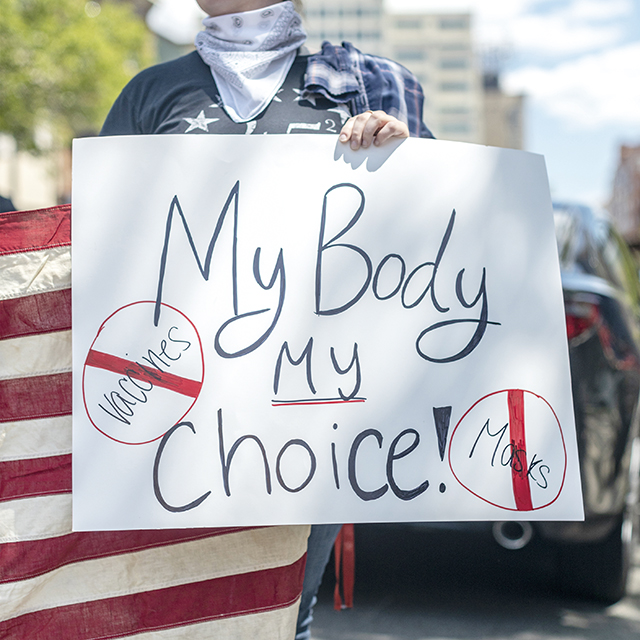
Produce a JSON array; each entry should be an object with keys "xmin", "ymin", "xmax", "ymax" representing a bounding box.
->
[{"xmin": 295, "ymin": 523, "xmax": 343, "ymax": 640}]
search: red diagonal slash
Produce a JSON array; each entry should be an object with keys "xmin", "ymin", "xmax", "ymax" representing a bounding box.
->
[
  {"xmin": 508, "ymin": 389, "xmax": 533, "ymax": 511},
  {"xmin": 85, "ymin": 349, "xmax": 202, "ymax": 398}
]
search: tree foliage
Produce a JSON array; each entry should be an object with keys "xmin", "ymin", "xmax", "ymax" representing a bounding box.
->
[{"xmin": 0, "ymin": 0, "xmax": 153, "ymax": 149}]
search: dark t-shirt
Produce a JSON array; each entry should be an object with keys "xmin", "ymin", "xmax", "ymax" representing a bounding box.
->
[{"xmin": 100, "ymin": 52, "xmax": 349, "ymax": 137}]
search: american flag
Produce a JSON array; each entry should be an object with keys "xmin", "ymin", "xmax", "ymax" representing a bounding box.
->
[{"xmin": 0, "ymin": 204, "xmax": 309, "ymax": 639}]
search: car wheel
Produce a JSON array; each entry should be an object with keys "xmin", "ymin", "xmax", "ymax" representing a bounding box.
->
[{"xmin": 556, "ymin": 437, "xmax": 640, "ymax": 604}]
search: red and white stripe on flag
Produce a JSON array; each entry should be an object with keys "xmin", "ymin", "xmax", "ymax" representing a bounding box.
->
[{"xmin": 0, "ymin": 204, "xmax": 309, "ymax": 639}]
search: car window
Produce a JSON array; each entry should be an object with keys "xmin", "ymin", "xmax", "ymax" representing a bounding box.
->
[{"xmin": 553, "ymin": 204, "xmax": 600, "ymax": 276}]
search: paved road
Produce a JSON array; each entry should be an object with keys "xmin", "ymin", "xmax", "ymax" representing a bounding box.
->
[{"xmin": 310, "ymin": 524, "xmax": 640, "ymax": 640}]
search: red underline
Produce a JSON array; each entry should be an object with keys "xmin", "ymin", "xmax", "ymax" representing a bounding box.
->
[{"xmin": 272, "ymin": 398, "xmax": 366, "ymax": 407}]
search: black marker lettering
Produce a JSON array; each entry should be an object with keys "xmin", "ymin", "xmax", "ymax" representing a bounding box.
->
[
  {"xmin": 315, "ymin": 183, "xmax": 372, "ymax": 316},
  {"xmin": 153, "ymin": 421, "xmax": 211, "ymax": 512},
  {"xmin": 98, "ymin": 391, "xmax": 135, "ymax": 424},
  {"xmin": 331, "ymin": 423, "xmax": 340, "ymax": 489},
  {"xmin": 401, "ymin": 210, "xmax": 455, "ymax": 312},
  {"xmin": 155, "ymin": 185, "xmax": 240, "ymax": 326},
  {"xmin": 214, "ymin": 248, "xmax": 286, "ymax": 358},
  {"xmin": 372, "ymin": 254, "xmax": 405, "ymax": 300},
  {"xmin": 275, "ymin": 439, "xmax": 317, "ymax": 493},
  {"xmin": 159, "ymin": 339, "xmax": 181, "ymax": 362},
  {"xmin": 348, "ymin": 429, "xmax": 388, "ymax": 501},
  {"xmin": 469, "ymin": 419, "xmax": 508, "ymax": 467},
  {"xmin": 330, "ymin": 343, "xmax": 361, "ymax": 401},
  {"xmin": 386, "ymin": 428, "xmax": 429, "ymax": 500},
  {"xmin": 117, "ymin": 376, "xmax": 147, "ymax": 404},
  {"xmin": 273, "ymin": 338, "xmax": 315, "ymax": 395},
  {"xmin": 217, "ymin": 408, "xmax": 272, "ymax": 496},
  {"xmin": 168, "ymin": 326, "xmax": 192, "ymax": 351},
  {"xmin": 140, "ymin": 349, "xmax": 170, "ymax": 372}
]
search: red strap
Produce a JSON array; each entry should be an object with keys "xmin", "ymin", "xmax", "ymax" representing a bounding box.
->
[{"xmin": 333, "ymin": 524, "xmax": 355, "ymax": 610}]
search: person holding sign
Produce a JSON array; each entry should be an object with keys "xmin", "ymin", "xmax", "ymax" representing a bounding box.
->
[
  {"xmin": 100, "ymin": 1, "xmax": 432, "ymax": 638},
  {"xmin": 101, "ymin": 0, "xmax": 432, "ymax": 145}
]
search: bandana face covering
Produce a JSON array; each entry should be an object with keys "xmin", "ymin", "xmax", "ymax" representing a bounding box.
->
[{"xmin": 194, "ymin": 1, "xmax": 307, "ymax": 123}]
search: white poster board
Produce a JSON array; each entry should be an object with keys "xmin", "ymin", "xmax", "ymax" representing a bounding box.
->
[{"xmin": 72, "ymin": 135, "xmax": 583, "ymax": 530}]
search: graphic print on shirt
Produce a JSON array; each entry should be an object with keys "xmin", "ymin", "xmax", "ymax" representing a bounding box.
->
[
  {"xmin": 183, "ymin": 110, "xmax": 220, "ymax": 132},
  {"xmin": 179, "ymin": 57, "xmax": 351, "ymax": 136}
]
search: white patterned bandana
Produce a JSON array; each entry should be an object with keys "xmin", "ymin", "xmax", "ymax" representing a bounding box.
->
[{"xmin": 194, "ymin": 1, "xmax": 307, "ymax": 123}]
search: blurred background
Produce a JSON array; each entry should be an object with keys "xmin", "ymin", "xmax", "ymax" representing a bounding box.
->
[{"xmin": 1, "ymin": 0, "xmax": 640, "ymax": 241}]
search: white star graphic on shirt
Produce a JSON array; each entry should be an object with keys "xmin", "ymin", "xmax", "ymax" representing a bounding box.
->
[
  {"xmin": 183, "ymin": 111, "xmax": 219, "ymax": 132},
  {"xmin": 292, "ymin": 88, "xmax": 316, "ymax": 106},
  {"xmin": 272, "ymin": 88, "xmax": 284, "ymax": 103}
]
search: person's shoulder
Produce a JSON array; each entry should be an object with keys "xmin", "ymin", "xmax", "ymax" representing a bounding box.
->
[
  {"xmin": 101, "ymin": 51, "xmax": 208, "ymax": 135},
  {"xmin": 125, "ymin": 51, "xmax": 206, "ymax": 89},
  {"xmin": 310, "ymin": 41, "xmax": 419, "ymax": 80},
  {"xmin": 346, "ymin": 42, "xmax": 419, "ymax": 78},
  {"xmin": 310, "ymin": 41, "xmax": 432, "ymax": 139}
]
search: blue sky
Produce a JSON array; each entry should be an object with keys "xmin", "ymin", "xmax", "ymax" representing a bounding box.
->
[{"xmin": 389, "ymin": 0, "xmax": 640, "ymax": 209}]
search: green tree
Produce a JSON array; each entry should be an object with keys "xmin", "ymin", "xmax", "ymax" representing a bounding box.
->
[{"xmin": 0, "ymin": 0, "xmax": 153, "ymax": 149}]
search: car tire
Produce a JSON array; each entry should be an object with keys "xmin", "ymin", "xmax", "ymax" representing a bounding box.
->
[{"xmin": 555, "ymin": 438, "xmax": 640, "ymax": 604}]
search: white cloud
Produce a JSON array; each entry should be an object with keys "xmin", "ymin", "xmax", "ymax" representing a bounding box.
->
[
  {"xmin": 566, "ymin": 0, "xmax": 632, "ymax": 21},
  {"xmin": 385, "ymin": 0, "xmax": 535, "ymax": 22},
  {"xmin": 504, "ymin": 13, "xmax": 623, "ymax": 56},
  {"xmin": 512, "ymin": 0, "xmax": 631, "ymax": 56},
  {"xmin": 386, "ymin": 0, "xmax": 632, "ymax": 56},
  {"xmin": 503, "ymin": 42, "xmax": 640, "ymax": 128}
]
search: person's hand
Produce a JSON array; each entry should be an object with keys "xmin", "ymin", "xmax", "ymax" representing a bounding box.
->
[{"xmin": 339, "ymin": 110, "xmax": 410, "ymax": 150}]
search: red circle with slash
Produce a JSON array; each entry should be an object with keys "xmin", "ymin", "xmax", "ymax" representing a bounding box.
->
[
  {"xmin": 448, "ymin": 389, "xmax": 567, "ymax": 511},
  {"xmin": 82, "ymin": 301, "xmax": 204, "ymax": 444}
]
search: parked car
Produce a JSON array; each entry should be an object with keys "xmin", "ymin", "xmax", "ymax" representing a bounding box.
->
[
  {"xmin": 353, "ymin": 203, "xmax": 640, "ymax": 603},
  {"xmin": 492, "ymin": 202, "xmax": 640, "ymax": 603}
]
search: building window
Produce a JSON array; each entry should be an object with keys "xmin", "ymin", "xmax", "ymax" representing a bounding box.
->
[
  {"xmin": 395, "ymin": 49, "xmax": 426, "ymax": 61},
  {"xmin": 439, "ymin": 17, "xmax": 468, "ymax": 29},
  {"xmin": 440, "ymin": 82, "xmax": 468, "ymax": 92},
  {"xmin": 440, "ymin": 106, "xmax": 469, "ymax": 115},
  {"xmin": 396, "ymin": 18, "xmax": 422, "ymax": 29},
  {"xmin": 439, "ymin": 58, "xmax": 468, "ymax": 69},
  {"xmin": 441, "ymin": 123, "xmax": 471, "ymax": 134}
]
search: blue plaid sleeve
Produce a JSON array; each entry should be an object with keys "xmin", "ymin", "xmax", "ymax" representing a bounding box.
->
[{"xmin": 304, "ymin": 42, "xmax": 434, "ymax": 139}]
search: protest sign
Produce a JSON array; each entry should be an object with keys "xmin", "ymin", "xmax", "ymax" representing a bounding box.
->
[{"xmin": 72, "ymin": 134, "xmax": 583, "ymax": 530}]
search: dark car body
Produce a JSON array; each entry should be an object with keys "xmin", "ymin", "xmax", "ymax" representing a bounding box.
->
[
  {"xmin": 364, "ymin": 203, "xmax": 640, "ymax": 604},
  {"xmin": 500, "ymin": 202, "xmax": 640, "ymax": 602}
]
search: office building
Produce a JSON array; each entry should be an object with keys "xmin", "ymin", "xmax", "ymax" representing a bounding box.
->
[
  {"xmin": 302, "ymin": 2, "xmax": 523, "ymax": 147},
  {"xmin": 303, "ymin": 0, "xmax": 384, "ymax": 56},
  {"xmin": 609, "ymin": 145, "xmax": 640, "ymax": 246}
]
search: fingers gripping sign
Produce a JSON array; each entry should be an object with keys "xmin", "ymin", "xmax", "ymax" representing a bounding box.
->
[{"xmin": 339, "ymin": 110, "xmax": 410, "ymax": 150}]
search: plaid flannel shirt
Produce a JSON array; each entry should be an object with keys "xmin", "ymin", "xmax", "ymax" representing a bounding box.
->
[{"xmin": 303, "ymin": 41, "xmax": 434, "ymax": 139}]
